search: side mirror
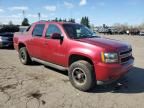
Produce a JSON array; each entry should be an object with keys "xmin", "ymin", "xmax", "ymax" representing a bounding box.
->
[{"xmin": 51, "ymin": 33, "xmax": 62, "ymax": 40}]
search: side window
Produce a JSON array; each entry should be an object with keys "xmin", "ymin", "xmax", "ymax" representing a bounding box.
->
[
  {"xmin": 46, "ymin": 24, "xmax": 61, "ymax": 38},
  {"xmin": 32, "ymin": 24, "xmax": 45, "ymax": 37}
]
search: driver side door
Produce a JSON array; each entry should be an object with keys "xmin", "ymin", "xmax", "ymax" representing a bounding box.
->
[{"xmin": 43, "ymin": 24, "xmax": 67, "ymax": 66}]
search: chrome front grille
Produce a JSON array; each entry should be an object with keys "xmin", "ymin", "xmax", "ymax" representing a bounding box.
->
[{"xmin": 119, "ymin": 49, "xmax": 132, "ymax": 64}]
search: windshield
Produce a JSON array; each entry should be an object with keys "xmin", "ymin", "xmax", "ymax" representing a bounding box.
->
[{"xmin": 63, "ymin": 24, "xmax": 98, "ymax": 39}]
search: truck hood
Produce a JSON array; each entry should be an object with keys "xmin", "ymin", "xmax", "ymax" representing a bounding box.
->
[{"xmin": 77, "ymin": 37, "xmax": 131, "ymax": 51}]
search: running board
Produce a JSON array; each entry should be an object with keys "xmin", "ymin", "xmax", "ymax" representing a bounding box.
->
[{"xmin": 31, "ymin": 57, "xmax": 68, "ymax": 71}]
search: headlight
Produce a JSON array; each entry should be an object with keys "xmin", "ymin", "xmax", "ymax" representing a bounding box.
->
[{"xmin": 101, "ymin": 52, "xmax": 118, "ymax": 63}]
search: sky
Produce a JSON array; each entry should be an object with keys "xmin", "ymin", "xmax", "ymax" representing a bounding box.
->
[{"xmin": 0, "ymin": 0, "xmax": 144, "ymax": 26}]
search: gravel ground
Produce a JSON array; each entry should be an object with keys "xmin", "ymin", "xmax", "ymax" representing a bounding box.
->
[{"xmin": 0, "ymin": 35, "xmax": 144, "ymax": 108}]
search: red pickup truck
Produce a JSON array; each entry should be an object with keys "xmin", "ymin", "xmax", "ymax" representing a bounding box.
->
[{"xmin": 14, "ymin": 21, "xmax": 134, "ymax": 91}]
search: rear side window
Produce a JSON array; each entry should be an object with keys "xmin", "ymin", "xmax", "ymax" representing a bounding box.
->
[
  {"xmin": 32, "ymin": 24, "xmax": 45, "ymax": 37},
  {"xmin": 46, "ymin": 24, "xmax": 61, "ymax": 38}
]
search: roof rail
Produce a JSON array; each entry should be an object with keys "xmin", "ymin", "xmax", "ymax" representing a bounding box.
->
[{"xmin": 38, "ymin": 20, "xmax": 47, "ymax": 22}]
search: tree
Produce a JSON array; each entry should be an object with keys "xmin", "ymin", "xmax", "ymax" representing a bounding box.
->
[
  {"xmin": 22, "ymin": 18, "xmax": 30, "ymax": 26},
  {"xmin": 58, "ymin": 18, "xmax": 62, "ymax": 22},
  {"xmin": 113, "ymin": 23, "xmax": 128, "ymax": 34},
  {"xmin": 80, "ymin": 17, "xmax": 85, "ymax": 26},
  {"xmin": 55, "ymin": 17, "xmax": 58, "ymax": 22},
  {"xmin": 49, "ymin": 18, "xmax": 75, "ymax": 23},
  {"xmin": 80, "ymin": 16, "xmax": 90, "ymax": 28},
  {"xmin": 68, "ymin": 18, "xmax": 75, "ymax": 23},
  {"xmin": 63, "ymin": 19, "xmax": 67, "ymax": 22},
  {"xmin": 86, "ymin": 17, "xmax": 90, "ymax": 28}
]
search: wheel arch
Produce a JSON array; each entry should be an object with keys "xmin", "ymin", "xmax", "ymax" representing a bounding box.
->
[
  {"xmin": 18, "ymin": 42, "xmax": 26, "ymax": 50},
  {"xmin": 68, "ymin": 54, "xmax": 94, "ymax": 67}
]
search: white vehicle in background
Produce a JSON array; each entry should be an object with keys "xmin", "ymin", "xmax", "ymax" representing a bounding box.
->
[
  {"xmin": 139, "ymin": 30, "xmax": 144, "ymax": 36},
  {"xmin": 139, "ymin": 31, "xmax": 144, "ymax": 36},
  {"xmin": 19, "ymin": 26, "xmax": 29, "ymax": 32}
]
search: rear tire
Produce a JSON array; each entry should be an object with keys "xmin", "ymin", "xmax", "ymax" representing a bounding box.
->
[
  {"xmin": 19, "ymin": 47, "xmax": 31, "ymax": 65},
  {"xmin": 68, "ymin": 60, "xmax": 96, "ymax": 91}
]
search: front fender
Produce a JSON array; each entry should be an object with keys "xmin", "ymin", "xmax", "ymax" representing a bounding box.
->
[{"xmin": 69, "ymin": 48, "xmax": 94, "ymax": 58}]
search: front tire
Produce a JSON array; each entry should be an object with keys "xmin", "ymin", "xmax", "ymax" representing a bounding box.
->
[
  {"xmin": 68, "ymin": 60, "xmax": 96, "ymax": 91},
  {"xmin": 19, "ymin": 47, "xmax": 31, "ymax": 65}
]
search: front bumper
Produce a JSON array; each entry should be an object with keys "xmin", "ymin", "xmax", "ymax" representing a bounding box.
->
[{"xmin": 94, "ymin": 58, "xmax": 134, "ymax": 84}]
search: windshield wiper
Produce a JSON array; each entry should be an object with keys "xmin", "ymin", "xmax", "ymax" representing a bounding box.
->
[
  {"xmin": 73, "ymin": 35, "xmax": 100, "ymax": 39},
  {"xmin": 79, "ymin": 36, "xmax": 99, "ymax": 39},
  {"xmin": 88, "ymin": 36, "xmax": 100, "ymax": 38}
]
